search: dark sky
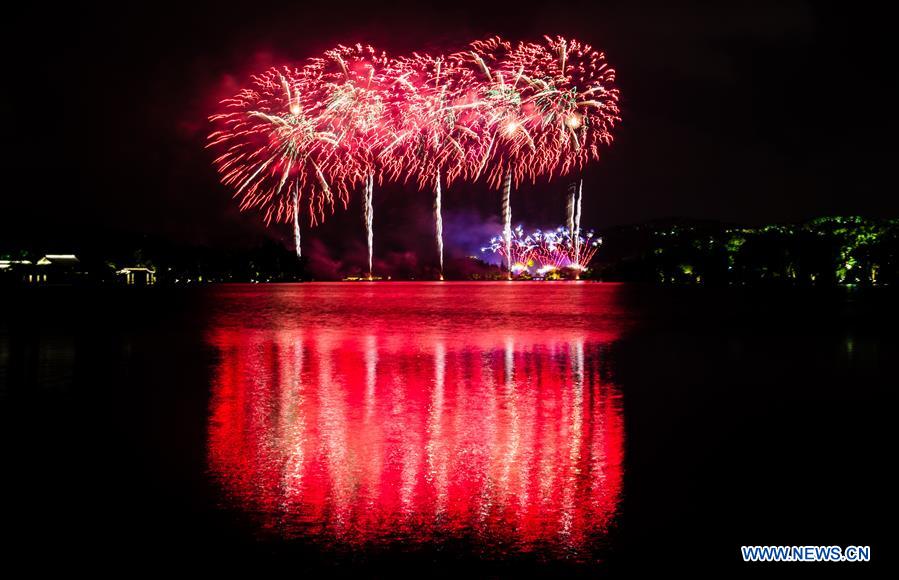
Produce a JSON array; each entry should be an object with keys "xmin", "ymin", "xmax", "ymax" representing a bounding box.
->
[{"xmin": 5, "ymin": 1, "xmax": 898, "ymax": 261}]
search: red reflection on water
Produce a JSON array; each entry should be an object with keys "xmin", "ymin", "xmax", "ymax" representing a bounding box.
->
[{"xmin": 207, "ymin": 285, "xmax": 625, "ymax": 557}]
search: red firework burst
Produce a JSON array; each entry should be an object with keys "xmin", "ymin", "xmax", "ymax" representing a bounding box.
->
[
  {"xmin": 384, "ymin": 52, "xmax": 491, "ymax": 188},
  {"xmin": 446, "ymin": 37, "xmax": 539, "ymax": 189},
  {"xmin": 512, "ymin": 36, "xmax": 620, "ymax": 181},
  {"xmin": 304, "ymin": 44, "xmax": 393, "ymax": 188},
  {"xmin": 207, "ymin": 66, "xmax": 346, "ymax": 226},
  {"xmin": 207, "ymin": 37, "xmax": 620, "ymax": 245}
]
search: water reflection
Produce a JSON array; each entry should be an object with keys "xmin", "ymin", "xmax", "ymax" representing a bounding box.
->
[{"xmin": 206, "ymin": 283, "xmax": 625, "ymax": 559}]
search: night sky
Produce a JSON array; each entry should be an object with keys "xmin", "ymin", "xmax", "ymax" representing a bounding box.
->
[{"xmin": 6, "ymin": 1, "xmax": 898, "ymax": 263}]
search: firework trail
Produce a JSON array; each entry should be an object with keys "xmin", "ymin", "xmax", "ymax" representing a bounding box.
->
[
  {"xmin": 364, "ymin": 173, "xmax": 374, "ymax": 279},
  {"xmin": 294, "ymin": 195, "xmax": 304, "ymax": 257},
  {"xmin": 574, "ymin": 179, "xmax": 583, "ymax": 279},
  {"xmin": 501, "ymin": 169, "xmax": 513, "ymax": 279},
  {"xmin": 566, "ymin": 182, "xmax": 577, "ymax": 237},
  {"xmin": 434, "ymin": 170, "xmax": 444, "ymax": 279}
]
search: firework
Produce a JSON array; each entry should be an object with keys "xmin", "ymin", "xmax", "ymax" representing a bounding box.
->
[
  {"xmin": 450, "ymin": 36, "xmax": 620, "ymax": 280},
  {"xmin": 483, "ymin": 225, "xmax": 602, "ymax": 277},
  {"xmin": 449, "ymin": 38, "xmax": 534, "ymax": 187},
  {"xmin": 469, "ymin": 37, "xmax": 618, "ymax": 278},
  {"xmin": 443, "ymin": 36, "xmax": 620, "ymax": 188},
  {"xmin": 481, "ymin": 225, "xmax": 538, "ymax": 274},
  {"xmin": 537, "ymin": 227, "xmax": 601, "ymax": 273},
  {"xmin": 385, "ymin": 53, "xmax": 488, "ymax": 279},
  {"xmin": 307, "ymin": 44, "xmax": 393, "ymax": 279},
  {"xmin": 209, "ymin": 37, "xmax": 619, "ymax": 275},
  {"xmin": 450, "ymin": 37, "xmax": 530, "ymax": 280},
  {"xmin": 208, "ymin": 66, "xmax": 348, "ymax": 257},
  {"xmin": 516, "ymin": 37, "xmax": 618, "ymax": 270},
  {"xmin": 568, "ymin": 230, "xmax": 601, "ymax": 271},
  {"xmin": 531, "ymin": 228, "xmax": 570, "ymax": 271},
  {"xmin": 512, "ymin": 36, "xmax": 620, "ymax": 180}
]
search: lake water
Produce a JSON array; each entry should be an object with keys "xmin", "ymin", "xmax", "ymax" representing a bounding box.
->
[{"xmin": 1, "ymin": 283, "xmax": 892, "ymax": 574}]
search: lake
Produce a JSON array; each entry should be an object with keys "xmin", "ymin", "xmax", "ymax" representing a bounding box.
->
[{"xmin": 1, "ymin": 283, "xmax": 892, "ymax": 574}]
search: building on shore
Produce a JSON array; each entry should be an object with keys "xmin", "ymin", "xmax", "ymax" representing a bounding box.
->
[
  {"xmin": 0, "ymin": 259, "xmax": 33, "ymax": 284},
  {"xmin": 1, "ymin": 255, "xmax": 84, "ymax": 284},
  {"xmin": 117, "ymin": 267, "xmax": 156, "ymax": 286},
  {"xmin": 34, "ymin": 254, "xmax": 83, "ymax": 284}
]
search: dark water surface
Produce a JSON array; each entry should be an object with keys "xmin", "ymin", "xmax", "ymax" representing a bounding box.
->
[{"xmin": 1, "ymin": 283, "xmax": 893, "ymax": 574}]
